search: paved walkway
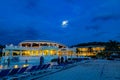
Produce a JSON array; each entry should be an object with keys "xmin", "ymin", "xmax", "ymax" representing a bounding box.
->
[{"xmin": 36, "ymin": 60, "xmax": 120, "ymax": 80}]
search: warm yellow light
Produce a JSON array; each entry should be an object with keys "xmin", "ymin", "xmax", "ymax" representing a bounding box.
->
[
  {"xmin": 36, "ymin": 50, "xmax": 39, "ymax": 56},
  {"xmin": 14, "ymin": 65, "xmax": 18, "ymax": 68},
  {"xmin": 50, "ymin": 50, "xmax": 56, "ymax": 55},
  {"xmin": 39, "ymin": 50, "xmax": 43, "ymax": 56},
  {"xmin": 0, "ymin": 65, "xmax": 3, "ymax": 69},
  {"xmin": 67, "ymin": 51, "xmax": 73, "ymax": 56},
  {"xmin": 23, "ymin": 64, "xmax": 29, "ymax": 67},
  {"xmin": 44, "ymin": 50, "xmax": 49, "ymax": 56},
  {"xmin": 78, "ymin": 48, "xmax": 88, "ymax": 51},
  {"xmin": 58, "ymin": 51, "xmax": 62, "ymax": 56}
]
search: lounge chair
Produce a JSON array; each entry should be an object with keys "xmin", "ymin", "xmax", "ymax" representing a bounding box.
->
[
  {"xmin": 2, "ymin": 68, "xmax": 20, "ymax": 80},
  {"xmin": 35, "ymin": 65, "xmax": 42, "ymax": 70},
  {"xmin": 40, "ymin": 64, "xmax": 47, "ymax": 70},
  {"xmin": 52, "ymin": 62, "xmax": 74, "ymax": 69},
  {"xmin": 32, "ymin": 64, "xmax": 51, "ymax": 75},
  {"xmin": 39, "ymin": 64, "xmax": 51, "ymax": 72},
  {"xmin": 17, "ymin": 66, "xmax": 28, "ymax": 74},
  {"xmin": 23, "ymin": 64, "xmax": 51, "ymax": 80},
  {"xmin": 8, "ymin": 67, "xmax": 28, "ymax": 80},
  {"xmin": 26, "ymin": 65, "xmax": 38, "ymax": 72},
  {"xmin": 0, "ymin": 69, "xmax": 11, "ymax": 79},
  {"xmin": 8, "ymin": 68, "xmax": 20, "ymax": 76}
]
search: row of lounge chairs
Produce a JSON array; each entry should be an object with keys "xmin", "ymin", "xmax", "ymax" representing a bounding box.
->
[
  {"xmin": 0, "ymin": 63, "xmax": 50, "ymax": 80},
  {"xmin": 0, "ymin": 58, "xmax": 89, "ymax": 80},
  {"xmin": 52, "ymin": 57, "xmax": 90, "ymax": 69}
]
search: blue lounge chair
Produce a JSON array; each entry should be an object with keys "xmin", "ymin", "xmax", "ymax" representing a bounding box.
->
[
  {"xmin": 32, "ymin": 64, "xmax": 50, "ymax": 72},
  {"xmin": 43, "ymin": 64, "xmax": 50, "ymax": 70},
  {"xmin": 8, "ymin": 68, "xmax": 20, "ymax": 76},
  {"xmin": 2, "ymin": 68, "xmax": 20, "ymax": 80},
  {"xmin": 27, "ymin": 65, "xmax": 38, "ymax": 72},
  {"xmin": 42, "ymin": 64, "xmax": 51, "ymax": 72},
  {"xmin": 8, "ymin": 67, "xmax": 28, "ymax": 80},
  {"xmin": 0, "ymin": 69, "xmax": 11, "ymax": 78},
  {"xmin": 17, "ymin": 67, "xmax": 28, "ymax": 74},
  {"xmin": 35, "ymin": 65, "xmax": 42, "ymax": 70},
  {"xmin": 52, "ymin": 63, "xmax": 67, "ymax": 69},
  {"xmin": 33, "ymin": 64, "xmax": 51, "ymax": 75},
  {"xmin": 40, "ymin": 64, "xmax": 46, "ymax": 70},
  {"xmin": 38, "ymin": 64, "xmax": 51, "ymax": 73},
  {"xmin": 30, "ymin": 65, "xmax": 44, "ymax": 75}
]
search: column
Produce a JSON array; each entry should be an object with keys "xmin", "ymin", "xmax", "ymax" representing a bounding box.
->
[
  {"xmin": 20, "ymin": 50, "xmax": 22, "ymax": 56},
  {"xmin": 30, "ymin": 43, "xmax": 33, "ymax": 48},
  {"xmin": 9, "ymin": 50, "xmax": 13, "ymax": 59}
]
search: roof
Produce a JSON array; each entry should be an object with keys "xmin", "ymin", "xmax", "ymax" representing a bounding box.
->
[{"xmin": 19, "ymin": 40, "xmax": 67, "ymax": 47}]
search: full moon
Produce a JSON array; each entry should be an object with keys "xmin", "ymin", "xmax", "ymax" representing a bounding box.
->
[{"xmin": 61, "ymin": 20, "xmax": 68, "ymax": 28}]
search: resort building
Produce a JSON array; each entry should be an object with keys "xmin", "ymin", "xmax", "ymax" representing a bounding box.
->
[
  {"xmin": 76, "ymin": 46, "xmax": 105, "ymax": 56},
  {"xmin": 2, "ymin": 40, "xmax": 107, "ymax": 60},
  {"xmin": 1, "ymin": 40, "xmax": 75, "ymax": 67},
  {"xmin": 3, "ymin": 40, "xmax": 74, "ymax": 57}
]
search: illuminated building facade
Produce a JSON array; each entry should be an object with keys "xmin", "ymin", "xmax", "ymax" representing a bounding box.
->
[
  {"xmin": 3, "ymin": 41, "xmax": 106, "ymax": 58},
  {"xmin": 76, "ymin": 46, "xmax": 105, "ymax": 56},
  {"xmin": 2, "ymin": 40, "xmax": 76, "ymax": 66},
  {"xmin": 3, "ymin": 40, "xmax": 70, "ymax": 57}
]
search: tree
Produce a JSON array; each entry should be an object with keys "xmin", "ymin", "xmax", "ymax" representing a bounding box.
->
[
  {"xmin": 96, "ymin": 52, "xmax": 105, "ymax": 58},
  {"xmin": 0, "ymin": 45, "xmax": 5, "ymax": 57},
  {"xmin": 88, "ymin": 47, "xmax": 93, "ymax": 53},
  {"xmin": 104, "ymin": 40, "xmax": 120, "ymax": 57},
  {"xmin": 76, "ymin": 48, "xmax": 80, "ymax": 56},
  {"xmin": 76, "ymin": 48, "xmax": 80, "ymax": 53}
]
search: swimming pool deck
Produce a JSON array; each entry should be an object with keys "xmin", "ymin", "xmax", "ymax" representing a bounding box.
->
[
  {"xmin": 34, "ymin": 60, "xmax": 120, "ymax": 80},
  {"xmin": 0, "ymin": 59, "xmax": 120, "ymax": 80}
]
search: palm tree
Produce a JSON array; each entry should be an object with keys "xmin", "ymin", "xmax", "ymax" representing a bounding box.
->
[
  {"xmin": 0, "ymin": 45, "xmax": 5, "ymax": 57},
  {"xmin": 76, "ymin": 48, "xmax": 80, "ymax": 56},
  {"xmin": 104, "ymin": 40, "xmax": 120, "ymax": 57},
  {"xmin": 88, "ymin": 47, "xmax": 93, "ymax": 53},
  {"xmin": 87, "ymin": 47, "xmax": 95, "ymax": 57}
]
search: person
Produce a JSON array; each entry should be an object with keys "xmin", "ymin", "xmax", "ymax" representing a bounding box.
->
[
  {"xmin": 65, "ymin": 56, "xmax": 68, "ymax": 63},
  {"xmin": 40, "ymin": 56, "xmax": 44, "ymax": 66},
  {"xmin": 61, "ymin": 56, "xmax": 64, "ymax": 64},
  {"xmin": 0, "ymin": 57, "xmax": 1, "ymax": 65},
  {"xmin": 25, "ymin": 59, "xmax": 28, "ymax": 64},
  {"xmin": 57, "ymin": 57, "xmax": 61, "ymax": 65},
  {"xmin": 7, "ymin": 58, "xmax": 10, "ymax": 67}
]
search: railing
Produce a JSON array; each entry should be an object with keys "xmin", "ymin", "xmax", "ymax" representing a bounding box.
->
[
  {"xmin": 5, "ymin": 45, "xmax": 59, "ymax": 50},
  {"xmin": 0, "ymin": 55, "xmax": 58, "ymax": 69}
]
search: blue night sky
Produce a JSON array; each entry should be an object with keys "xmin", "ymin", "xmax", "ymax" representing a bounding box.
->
[{"xmin": 0, "ymin": 0, "xmax": 120, "ymax": 46}]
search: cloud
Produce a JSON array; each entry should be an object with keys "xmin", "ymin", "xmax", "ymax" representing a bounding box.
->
[
  {"xmin": 0, "ymin": 27, "xmax": 8, "ymax": 36},
  {"xmin": 0, "ymin": 24, "xmax": 48, "ymax": 45},
  {"xmin": 23, "ymin": 26, "xmax": 39, "ymax": 39},
  {"xmin": 85, "ymin": 25, "xmax": 100, "ymax": 31},
  {"xmin": 25, "ymin": 0, "xmax": 40, "ymax": 9},
  {"xmin": 92, "ymin": 14, "xmax": 120, "ymax": 22},
  {"xmin": 92, "ymin": 32, "xmax": 108, "ymax": 37},
  {"xmin": 115, "ymin": 33, "xmax": 120, "ymax": 39}
]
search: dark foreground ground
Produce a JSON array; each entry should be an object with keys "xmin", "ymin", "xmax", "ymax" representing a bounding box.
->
[{"xmin": 36, "ymin": 60, "xmax": 120, "ymax": 80}]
